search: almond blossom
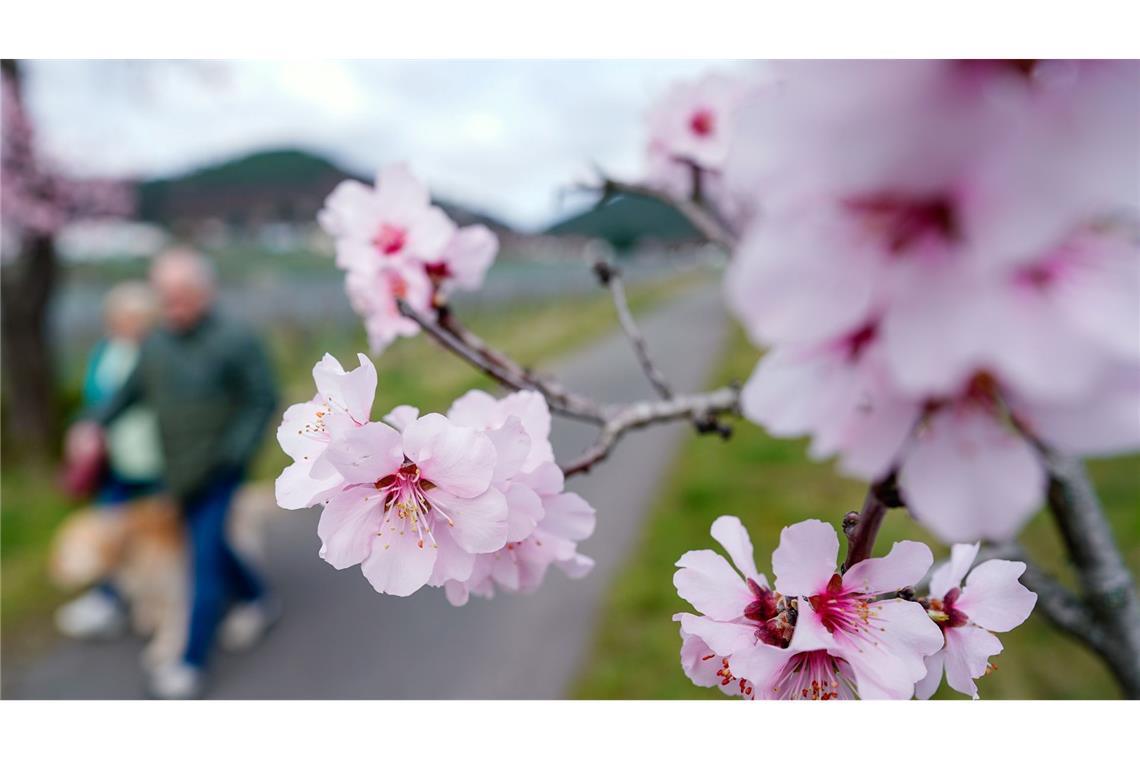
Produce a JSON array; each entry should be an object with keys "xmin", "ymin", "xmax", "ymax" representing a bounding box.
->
[
  {"xmin": 319, "ymin": 163, "xmax": 500, "ymax": 353},
  {"xmin": 275, "ymin": 352, "xmax": 377, "ymax": 510},
  {"xmin": 722, "ymin": 60, "xmax": 1140, "ymax": 544},
  {"xmin": 436, "ymin": 390, "xmax": 596, "ymax": 605},
  {"xmin": 673, "ymin": 516, "xmax": 943, "ymax": 700},
  {"xmin": 916, "ymin": 543, "xmax": 1038, "ymax": 699},
  {"xmin": 315, "ymin": 410, "xmax": 508, "ymax": 596}
]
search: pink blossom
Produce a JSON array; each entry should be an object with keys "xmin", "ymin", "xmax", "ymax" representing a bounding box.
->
[
  {"xmin": 275, "ymin": 353, "xmax": 377, "ymax": 510},
  {"xmin": 439, "ymin": 390, "xmax": 595, "ymax": 604},
  {"xmin": 646, "ymin": 72, "xmax": 745, "ymax": 184},
  {"xmin": 319, "ymin": 164, "xmax": 501, "ymax": 353},
  {"xmin": 769, "ymin": 519, "xmax": 943, "ymax": 699},
  {"xmin": 319, "ymin": 163, "xmax": 455, "ymax": 273},
  {"xmin": 673, "ymin": 516, "xmax": 942, "ymax": 700},
  {"xmin": 916, "ymin": 543, "xmax": 1037, "ymax": 699},
  {"xmin": 315, "ymin": 411, "xmax": 508, "ymax": 597},
  {"xmin": 343, "ymin": 259, "xmax": 432, "ymax": 354}
]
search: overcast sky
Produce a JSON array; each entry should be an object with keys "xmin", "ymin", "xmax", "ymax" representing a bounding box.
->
[{"xmin": 24, "ymin": 60, "xmax": 740, "ymax": 230}]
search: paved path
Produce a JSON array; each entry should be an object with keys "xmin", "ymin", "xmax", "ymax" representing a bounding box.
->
[{"xmin": 3, "ymin": 282, "xmax": 729, "ymax": 699}]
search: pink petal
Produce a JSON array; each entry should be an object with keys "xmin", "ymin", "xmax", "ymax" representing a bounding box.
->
[
  {"xmin": 402, "ymin": 413, "xmax": 496, "ymax": 498},
  {"xmin": 710, "ymin": 515, "xmax": 767, "ymax": 586},
  {"xmin": 313, "ymin": 352, "xmax": 376, "ymax": 424},
  {"xmin": 842, "ymin": 540, "xmax": 932, "ymax": 596},
  {"xmin": 324, "ymin": 421, "xmax": 405, "ymax": 485},
  {"xmin": 914, "ymin": 650, "xmax": 946, "ymax": 700},
  {"xmin": 674, "ymin": 549, "xmax": 753, "ymax": 620},
  {"xmin": 958, "ymin": 560, "xmax": 1038, "ymax": 632},
  {"xmin": 441, "ymin": 224, "xmax": 498, "ymax": 291},
  {"xmin": 788, "ymin": 599, "xmax": 838, "ymax": 653},
  {"xmin": 503, "ymin": 483, "xmax": 544, "ymax": 543},
  {"xmin": 373, "ymin": 163, "xmax": 431, "ymax": 215},
  {"xmin": 275, "ymin": 460, "xmax": 342, "ymax": 511},
  {"xmin": 382, "ymin": 404, "xmax": 420, "ymax": 432},
  {"xmin": 430, "ymin": 486, "xmax": 509, "ymax": 554},
  {"xmin": 446, "ymin": 389, "xmax": 502, "ymax": 429},
  {"xmin": 486, "ymin": 416, "xmax": 532, "ymax": 483},
  {"xmin": 428, "ymin": 526, "xmax": 476, "ymax": 586},
  {"xmin": 361, "ymin": 512, "xmax": 438, "ymax": 597},
  {"xmin": 538, "ymin": 492, "xmax": 595, "ymax": 542},
  {"xmin": 277, "ymin": 399, "xmax": 329, "ymax": 461},
  {"xmin": 516, "ymin": 461, "xmax": 564, "ymax": 497},
  {"xmin": 677, "ymin": 625, "xmax": 725, "ymax": 688},
  {"xmin": 674, "ymin": 613, "xmax": 756, "ymax": 657},
  {"xmin": 929, "ymin": 542, "xmax": 980, "ymax": 599},
  {"xmin": 771, "ymin": 519, "xmax": 839, "ymax": 597},
  {"xmin": 898, "ymin": 406, "xmax": 1046, "ymax": 542},
  {"xmin": 444, "ymin": 580, "xmax": 470, "ymax": 607},
  {"xmin": 317, "ymin": 488, "xmax": 384, "ymax": 569},
  {"xmin": 841, "ymin": 598, "xmax": 943, "ymax": 699},
  {"xmin": 942, "ymin": 625, "xmax": 1003, "ymax": 699}
]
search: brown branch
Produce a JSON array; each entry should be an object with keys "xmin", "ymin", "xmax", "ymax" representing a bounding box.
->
[
  {"xmin": 561, "ymin": 386, "xmax": 740, "ymax": 477},
  {"xmin": 398, "ymin": 300, "xmax": 607, "ymax": 424},
  {"xmin": 583, "ymin": 174, "xmax": 738, "ymax": 251},
  {"xmin": 841, "ymin": 474, "xmax": 904, "ymax": 572}
]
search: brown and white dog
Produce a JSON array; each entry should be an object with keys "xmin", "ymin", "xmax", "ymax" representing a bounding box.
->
[{"xmin": 48, "ymin": 485, "xmax": 275, "ymax": 669}]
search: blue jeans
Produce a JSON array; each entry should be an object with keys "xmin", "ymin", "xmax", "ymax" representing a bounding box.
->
[{"xmin": 181, "ymin": 473, "xmax": 266, "ymax": 668}]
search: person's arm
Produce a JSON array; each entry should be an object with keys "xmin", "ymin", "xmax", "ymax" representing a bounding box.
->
[{"xmin": 218, "ymin": 329, "xmax": 279, "ymax": 473}]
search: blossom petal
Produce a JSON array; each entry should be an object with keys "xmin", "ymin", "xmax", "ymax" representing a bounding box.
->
[
  {"xmin": 674, "ymin": 550, "xmax": 754, "ymax": 620},
  {"xmin": 361, "ymin": 510, "xmax": 438, "ymax": 596},
  {"xmin": 275, "ymin": 460, "xmax": 342, "ymax": 510},
  {"xmin": 313, "ymin": 352, "xmax": 376, "ymax": 424},
  {"xmin": 914, "ymin": 650, "xmax": 946, "ymax": 700},
  {"xmin": 958, "ymin": 560, "xmax": 1038, "ymax": 632},
  {"xmin": 324, "ymin": 421, "xmax": 405, "ymax": 485},
  {"xmin": 674, "ymin": 612, "xmax": 757, "ymax": 657},
  {"xmin": 842, "ymin": 540, "xmax": 932, "ymax": 596},
  {"xmin": 402, "ymin": 413, "xmax": 496, "ymax": 498},
  {"xmin": 539, "ymin": 492, "xmax": 596, "ymax": 542},
  {"xmin": 898, "ymin": 406, "xmax": 1046, "ymax": 542},
  {"xmin": 929, "ymin": 542, "xmax": 981, "ymax": 599},
  {"xmin": 841, "ymin": 598, "xmax": 943, "ymax": 699},
  {"xmin": 771, "ymin": 519, "xmax": 839, "ymax": 597},
  {"xmin": 317, "ymin": 488, "xmax": 383, "ymax": 569},
  {"xmin": 382, "ymin": 404, "xmax": 420, "ymax": 432},
  {"xmin": 430, "ymin": 486, "xmax": 509, "ymax": 554},
  {"xmin": 942, "ymin": 625, "xmax": 1003, "ymax": 699},
  {"xmin": 710, "ymin": 515, "xmax": 767, "ymax": 587},
  {"xmin": 504, "ymin": 483, "xmax": 544, "ymax": 543}
]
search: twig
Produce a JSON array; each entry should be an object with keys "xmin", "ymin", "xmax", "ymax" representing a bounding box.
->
[
  {"xmin": 561, "ymin": 386, "xmax": 740, "ymax": 477},
  {"xmin": 397, "ymin": 300, "xmax": 607, "ymax": 425},
  {"xmin": 583, "ymin": 174, "xmax": 738, "ymax": 251},
  {"xmin": 841, "ymin": 474, "xmax": 904, "ymax": 572},
  {"xmin": 592, "ymin": 260, "xmax": 673, "ymax": 400}
]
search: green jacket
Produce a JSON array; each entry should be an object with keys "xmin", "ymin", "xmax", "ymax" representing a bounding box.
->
[{"xmin": 97, "ymin": 310, "xmax": 279, "ymax": 499}]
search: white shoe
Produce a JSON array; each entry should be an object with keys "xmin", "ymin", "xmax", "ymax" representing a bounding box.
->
[
  {"xmin": 220, "ymin": 597, "xmax": 282, "ymax": 652},
  {"xmin": 55, "ymin": 590, "xmax": 127, "ymax": 640},
  {"xmin": 147, "ymin": 662, "xmax": 204, "ymax": 700}
]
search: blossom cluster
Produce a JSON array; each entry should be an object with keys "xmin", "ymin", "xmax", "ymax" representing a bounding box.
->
[
  {"xmin": 274, "ymin": 353, "xmax": 594, "ymax": 601},
  {"xmin": 674, "ymin": 516, "xmax": 1036, "ymax": 700},
  {"xmin": 650, "ymin": 61, "xmax": 1140, "ymax": 543},
  {"xmin": 318, "ymin": 164, "xmax": 498, "ymax": 353}
]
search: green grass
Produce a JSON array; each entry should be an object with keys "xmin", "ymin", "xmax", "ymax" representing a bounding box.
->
[
  {"xmin": 572, "ymin": 327, "xmax": 1140, "ymax": 700},
  {"xmin": 0, "ymin": 273, "xmax": 695, "ymax": 636}
]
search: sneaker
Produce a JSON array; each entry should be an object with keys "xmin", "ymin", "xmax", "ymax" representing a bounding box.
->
[
  {"xmin": 147, "ymin": 661, "xmax": 205, "ymax": 700},
  {"xmin": 220, "ymin": 597, "xmax": 282, "ymax": 652},
  {"xmin": 54, "ymin": 589, "xmax": 127, "ymax": 640}
]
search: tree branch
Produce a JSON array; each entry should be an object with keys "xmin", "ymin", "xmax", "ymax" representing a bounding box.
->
[
  {"xmin": 841, "ymin": 474, "xmax": 904, "ymax": 571},
  {"xmin": 561, "ymin": 386, "xmax": 740, "ymax": 477},
  {"xmin": 398, "ymin": 300, "xmax": 607, "ymax": 425},
  {"xmin": 1042, "ymin": 452, "xmax": 1140, "ymax": 698},
  {"xmin": 584, "ymin": 174, "xmax": 738, "ymax": 251}
]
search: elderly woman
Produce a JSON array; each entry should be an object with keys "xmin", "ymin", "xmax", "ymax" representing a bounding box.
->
[{"xmin": 55, "ymin": 281, "xmax": 164, "ymax": 640}]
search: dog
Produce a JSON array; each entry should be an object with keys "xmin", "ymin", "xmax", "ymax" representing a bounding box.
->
[{"xmin": 48, "ymin": 485, "xmax": 276, "ymax": 670}]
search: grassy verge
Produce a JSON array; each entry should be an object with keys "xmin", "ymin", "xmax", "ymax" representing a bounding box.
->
[
  {"xmin": 0, "ymin": 273, "xmax": 695, "ymax": 637},
  {"xmin": 572, "ymin": 327, "xmax": 1140, "ymax": 700}
]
